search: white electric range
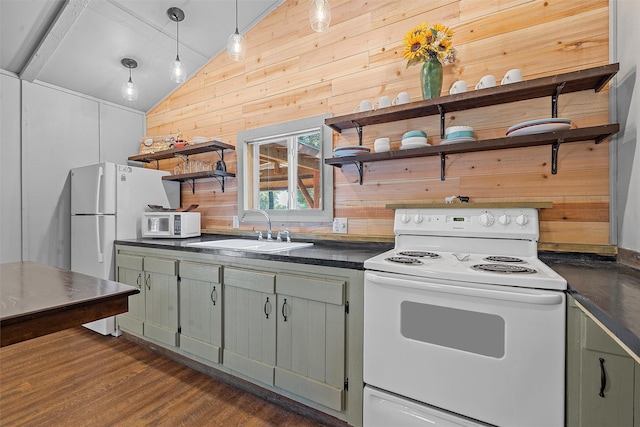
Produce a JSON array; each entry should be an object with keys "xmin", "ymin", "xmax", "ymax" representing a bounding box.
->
[{"xmin": 363, "ymin": 207, "xmax": 567, "ymax": 427}]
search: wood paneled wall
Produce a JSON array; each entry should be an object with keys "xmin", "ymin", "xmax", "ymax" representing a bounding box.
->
[{"xmin": 147, "ymin": 0, "xmax": 613, "ymax": 254}]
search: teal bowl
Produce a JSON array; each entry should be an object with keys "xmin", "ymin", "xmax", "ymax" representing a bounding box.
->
[{"xmin": 402, "ymin": 130, "xmax": 427, "ymax": 139}]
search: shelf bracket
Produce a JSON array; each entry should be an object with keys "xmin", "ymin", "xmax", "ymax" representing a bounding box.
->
[
  {"xmin": 551, "ymin": 82, "xmax": 566, "ymax": 118},
  {"xmin": 186, "ymin": 179, "xmax": 195, "ymax": 194},
  {"xmin": 349, "ymin": 161, "xmax": 364, "ymax": 185},
  {"xmin": 437, "ymin": 104, "xmax": 446, "ymax": 139},
  {"xmin": 149, "ymin": 159, "xmax": 159, "ymax": 170},
  {"xmin": 212, "ymin": 175, "xmax": 226, "ymax": 192},
  {"xmin": 440, "ymin": 152, "xmax": 446, "ymax": 181},
  {"xmin": 352, "ymin": 121, "xmax": 363, "ymax": 146},
  {"xmin": 551, "ymin": 140, "xmax": 562, "ymax": 174}
]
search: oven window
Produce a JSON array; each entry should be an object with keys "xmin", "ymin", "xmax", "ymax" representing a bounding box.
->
[{"xmin": 400, "ymin": 301, "xmax": 505, "ymax": 358}]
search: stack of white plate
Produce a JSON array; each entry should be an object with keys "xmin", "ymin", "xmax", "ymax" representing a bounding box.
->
[
  {"xmin": 333, "ymin": 145, "xmax": 371, "ymax": 157},
  {"xmin": 506, "ymin": 118, "xmax": 571, "ymax": 137},
  {"xmin": 401, "ymin": 130, "xmax": 429, "ymax": 149},
  {"xmin": 441, "ymin": 126, "xmax": 476, "ymax": 144}
]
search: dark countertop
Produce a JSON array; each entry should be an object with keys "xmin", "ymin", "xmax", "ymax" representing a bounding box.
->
[
  {"xmin": 0, "ymin": 261, "xmax": 139, "ymax": 346},
  {"xmin": 116, "ymin": 235, "xmax": 640, "ymax": 359}
]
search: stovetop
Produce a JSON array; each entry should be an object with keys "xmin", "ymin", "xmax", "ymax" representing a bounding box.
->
[{"xmin": 364, "ymin": 207, "xmax": 567, "ymax": 291}]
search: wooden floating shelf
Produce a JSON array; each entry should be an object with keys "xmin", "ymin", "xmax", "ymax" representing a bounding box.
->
[
  {"xmin": 325, "ymin": 63, "xmax": 619, "ymax": 133},
  {"xmin": 162, "ymin": 170, "xmax": 235, "ymax": 194},
  {"xmin": 128, "ymin": 139, "xmax": 234, "ymax": 163}
]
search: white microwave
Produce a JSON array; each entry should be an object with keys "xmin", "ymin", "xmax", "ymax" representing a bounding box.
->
[{"xmin": 142, "ymin": 212, "xmax": 201, "ymax": 238}]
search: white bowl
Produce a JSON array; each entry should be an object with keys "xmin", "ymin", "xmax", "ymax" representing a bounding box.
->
[
  {"xmin": 445, "ymin": 126, "xmax": 474, "ymax": 136},
  {"xmin": 374, "ymin": 137, "xmax": 390, "ymax": 144},
  {"xmin": 401, "ymin": 136, "xmax": 428, "ymax": 146}
]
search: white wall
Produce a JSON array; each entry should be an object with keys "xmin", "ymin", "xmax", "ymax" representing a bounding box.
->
[
  {"xmin": 0, "ymin": 75, "xmax": 145, "ymax": 266},
  {"xmin": 615, "ymin": 0, "xmax": 640, "ymax": 252},
  {"xmin": 0, "ymin": 73, "xmax": 22, "ymax": 262}
]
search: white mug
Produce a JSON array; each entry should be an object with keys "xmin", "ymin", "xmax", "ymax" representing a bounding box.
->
[
  {"xmin": 374, "ymin": 96, "xmax": 392, "ymax": 109},
  {"xmin": 501, "ymin": 68, "xmax": 523, "ymax": 85},
  {"xmin": 449, "ymin": 80, "xmax": 467, "ymax": 95},
  {"xmin": 393, "ymin": 92, "xmax": 410, "ymax": 105},
  {"xmin": 355, "ymin": 99, "xmax": 373, "ymax": 112},
  {"xmin": 475, "ymin": 74, "xmax": 496, "ymax": 90}
]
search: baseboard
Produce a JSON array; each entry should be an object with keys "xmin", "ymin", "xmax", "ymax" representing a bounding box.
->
[{"xmin": 618, "ymin": 247, "xmax": 640, "ymax": 270}]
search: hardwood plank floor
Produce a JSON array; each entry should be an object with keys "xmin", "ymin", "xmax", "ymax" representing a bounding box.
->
[{"xmin": 0, "ymin": 327, "xmax": 324, "ymax": 426}]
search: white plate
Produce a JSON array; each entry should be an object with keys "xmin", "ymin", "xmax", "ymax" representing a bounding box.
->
[
  {"xmin": 401, "ymin": 136, "xmax": 428, "ymax": 145},
  {"xmin": 333, "ymin": 145, "xmax": 370, "ymax": 151},
  {"xmin": 400, "ymin": 143, "xmax": 430, "ymax": 150},
  {"xmin": 507, "ymin": 118, "xmax": 571, "ymax": 133},
  {"xmin": 507, "ymin": 122, "xmax": 571, "ymax": 137},
  {"xmin": 440, "ymin": 137, "xmax": 477, "ymax": 145},
  {"xmin": 334, "ymin": 149, "xmax": 369, "ymax": 157}
]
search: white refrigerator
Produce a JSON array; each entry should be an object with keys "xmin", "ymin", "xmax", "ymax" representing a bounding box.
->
[{"xmin": 71, "ymin": 163, "xmax": 180, "ymax": 335}]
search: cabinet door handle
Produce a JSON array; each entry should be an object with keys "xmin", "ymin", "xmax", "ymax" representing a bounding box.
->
[
  {"xmin": 136, "ymin": 273, "xmax": 142, "ymax": 290},
  {"xmin": 599, "ymin": 357, "xmax": 606, "ymax": 397},
  {"xmin": 264, "ymin": 297, "xmax": 271, "ymax": 319},
  {"xmin": 210, "ymin": 286, "xmax": 217, "ymax": 306},
  {"xmin": 145, "ymin": 273, "xmax": 151, "ymax": 290},
  {"xmin": 282, "ymin": 298, "xmax": 288, "ymax": 322}
]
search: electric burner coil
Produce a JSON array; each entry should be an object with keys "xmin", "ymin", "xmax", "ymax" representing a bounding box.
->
[{"xmin": 471, "ymin": 264, "xmax": 537, "ymax": 274}]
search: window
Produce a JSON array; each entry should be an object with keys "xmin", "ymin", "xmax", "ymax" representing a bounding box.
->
[{"xmin": 237, "ymin": 114, "xmax": 333, "ymax": 222}]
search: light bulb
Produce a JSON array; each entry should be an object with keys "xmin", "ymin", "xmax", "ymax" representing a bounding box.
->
[
  {"xmin": 170, "ymin": 57, "xmax": 186, "ymax": 83},
  {"xmin": 121, "ymin": 77, "xmax": 138, "ymax": 101},
  {"xmin": 310, "ymin": 0, "xmax": 331, "ymax": 32},
  {"xmin": 227, "ymin": 32, "xmax": 246, "ymax": 61}
]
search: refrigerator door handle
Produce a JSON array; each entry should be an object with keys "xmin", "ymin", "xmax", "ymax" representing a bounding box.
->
[
  {"xmin": 96, "ymin": 216, "xmax": 103, "ymax": 263},
  {"xmin": 96, "ymin": 165, "xmax": 104, "ymax": 214}
]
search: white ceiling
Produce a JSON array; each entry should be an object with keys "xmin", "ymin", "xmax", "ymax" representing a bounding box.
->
[{"xmin": 0, "ymin": 0, "xmax": 284, "ymax": 112}]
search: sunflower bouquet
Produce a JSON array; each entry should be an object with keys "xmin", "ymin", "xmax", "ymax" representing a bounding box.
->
[{"xmin": 403, "ymin": 22, "xmax": 455, "ymax": 67}]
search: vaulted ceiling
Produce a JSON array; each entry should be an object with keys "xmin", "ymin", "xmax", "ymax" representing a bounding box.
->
[{"xmin": 0, "ymin": 0, "xmax": 283, "ymax": 112}]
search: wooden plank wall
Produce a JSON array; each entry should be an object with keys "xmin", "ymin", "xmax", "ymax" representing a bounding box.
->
[{"xmin": 146, "ymin": 0, "xmax": 613, "ymax": 254}]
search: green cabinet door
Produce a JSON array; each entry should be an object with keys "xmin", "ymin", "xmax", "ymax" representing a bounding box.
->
[
  {"xmin": 179, "ymin": 261, "xmax": 222, "ymax": 364},
  {"xmin": 223, "ymin": 267, "xmax": 277, "ymax": 386},
  {"xmin": 116, "ymin": 254, "xmax": 145, "ymax": 335},
  {"xmin": 141, "ymin": 256, "xmax": 179, "ymax": 347},
  {"xmin": 275, "ymin": 273, "xmax": 346, "ymax": 412}
]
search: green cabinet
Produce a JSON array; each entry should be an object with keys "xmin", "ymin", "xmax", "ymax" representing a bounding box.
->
[
  {"xmin": 179, "ymin": 261, "xmax": 223, "ymax": 364},
  {"xmin": 116, "ymin": 253, "xmax": 179, "ymax": 347},
  {"xmin": 567, "ymin": 296, "xmax": 639, "ymax": 427}
]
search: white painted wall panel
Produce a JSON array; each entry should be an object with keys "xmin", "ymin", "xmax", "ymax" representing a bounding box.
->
[{"xmin": 99, "ymin": 103, "xmax": 145, "ymax": 164}]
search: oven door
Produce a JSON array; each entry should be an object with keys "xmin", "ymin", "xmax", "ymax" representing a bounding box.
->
[{"xmin": 364, "ymin": 270, "xmax": 565, "ymax": 427}]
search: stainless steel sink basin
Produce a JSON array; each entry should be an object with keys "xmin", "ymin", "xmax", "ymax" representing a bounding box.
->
[{"xmin": 186, "ymin": 239, "xmax": 313, "ymax": 253}]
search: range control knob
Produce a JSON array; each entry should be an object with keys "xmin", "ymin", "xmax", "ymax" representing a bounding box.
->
[
  {"xmin": 498, "ymin": 214, "xmax": 510, "ymax": 225},
  {"xmin": 479, "ymin": 212, "xmax": 495, "ymax": 227},
  {"xmin": 515, "ymin": 214, "xmax": 529, "ymax": 226},
  {"xmin": 400, "ymin": 214, "xmax": 411, "ymax": 224},
  {"xmin": 413, "ymin": 214, "xmax": 424, "ymax": 224}
]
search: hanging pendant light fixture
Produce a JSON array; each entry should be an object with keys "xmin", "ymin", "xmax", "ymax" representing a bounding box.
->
[
  {"xmin": 227, "ymin": 0, "xmax": 245, "ymax": 61},
  {"xmin": 121, "ymin": 58, "xmax": 139, "ymax": 101},
  {"xmin": 309, "ymin": 0, "xmax": 331, "ymax": 32},
  {"xmin": 167, "ymin": 7, "xmax": 186, "ymax": 83}
]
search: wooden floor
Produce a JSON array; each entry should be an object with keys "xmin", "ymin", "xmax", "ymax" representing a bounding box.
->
[{"xmin": 0, "ymin": 327, "xmax": 323, "ymax": 426}]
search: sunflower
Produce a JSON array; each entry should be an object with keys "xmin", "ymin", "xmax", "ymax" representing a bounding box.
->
[{"xmin": 402, "ymin": 22, "xmax": 454, "ymax": 67}]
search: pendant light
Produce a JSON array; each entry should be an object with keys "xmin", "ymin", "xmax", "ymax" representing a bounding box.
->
[
  {"xmin": 309, "ymin": 0, "xmax": 331, "ymax": 32},
  {"xmin": 168, "ymin": 7, "xmax": 186, "ymax": 83},
  {"xmin": 227, "ymin": 0, "xmax": 245, "ymax": 61},
  {"xmin": 121, "ymin": 58, "xmax": 138, "ymax": 101}
]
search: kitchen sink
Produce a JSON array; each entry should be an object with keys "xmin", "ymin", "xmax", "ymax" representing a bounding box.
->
[{"xmin": 186, "ymin": 239, "xmax": 313, "ymax": 253}]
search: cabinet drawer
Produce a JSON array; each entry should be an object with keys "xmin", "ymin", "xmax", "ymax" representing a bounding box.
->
[
  {"xmin": 143, "ymin": 257, "xmax": 177, "ymax": 276},
  {"xmin": 224, "ymin": 268, "xmax": 275, "ymax": 294},
  {"xmin": 583, "ymin": 316, "xmax": 629, "ymax": 357},
  {"xmin": 276, "ymin": 274, "xmax": 345, "ymax": 305},
  {"xmin": 116, "ymin": 254, "xmax": 143, "ymax": 271},
  {"xmin": 180, "ymin": 261, "xmax": 220, "ymax": 283}
]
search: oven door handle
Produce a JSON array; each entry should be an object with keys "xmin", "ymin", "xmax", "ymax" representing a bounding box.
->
[{"xmin": 367, "ymin": 273, "xmax": 564, "ymax": 305}]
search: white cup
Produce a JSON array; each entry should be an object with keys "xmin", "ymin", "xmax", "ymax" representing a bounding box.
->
[
  {"xmin": 355, "ymin": 99, "xmax": 373, "ymax": 112},
  {"xmin": 449, "ymin": 80, "xmax": 467, "ymax": 95},
  {"xmin": 374, "ymin": 137, "xmax": 390, "ymax": 152},
  {"xmin": 393, "ymin": 92, "xmax": 410, "ymax": 105},
  {"xmin": 374, "ymin": 96, "xmax": 392, "ymax": 109},
  {"xmin": 475, "ymin": 75, "xmax": 496, "ymax": 90},
  {"xmin": 501, "ymin": 68, "xmax": 523, "ymax": 85}
]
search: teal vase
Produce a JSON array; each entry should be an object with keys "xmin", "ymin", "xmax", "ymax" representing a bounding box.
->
[{"xmin": 420, "ymin": 57, "xmax": 443, "ymax": 99}]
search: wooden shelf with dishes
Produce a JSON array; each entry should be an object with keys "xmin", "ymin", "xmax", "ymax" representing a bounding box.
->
[
  {"xmin": 324, "ymin": 63, "xmax": 620, "ymax": 184},
  {"xmin": 128, "ymin": 139, "xmax": 235, "ymax": 193}
]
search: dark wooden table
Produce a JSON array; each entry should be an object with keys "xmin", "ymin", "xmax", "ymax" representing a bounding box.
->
[{"xmin": 0, "ymin": 261, "xmax": 139, "ymax": 347}]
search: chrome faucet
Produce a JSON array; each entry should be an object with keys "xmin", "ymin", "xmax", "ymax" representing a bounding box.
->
[
  {"xmin": 241, "ymin": 209, "xmax": 273, "ymax": 241},
  {"xmin": 277, "ymin": 228, "xmax": 291, "ymax": 243}
]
